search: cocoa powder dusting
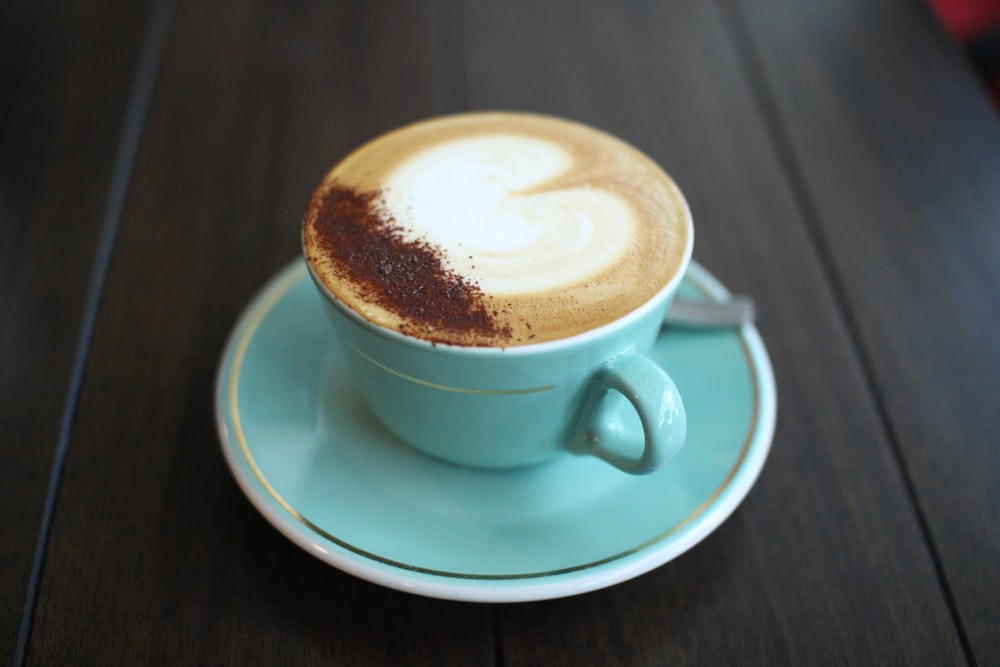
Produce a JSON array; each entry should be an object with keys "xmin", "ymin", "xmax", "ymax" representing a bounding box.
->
[{"xmin": 308, "ymin": 182, "xmax": 512, "ymax": 345}]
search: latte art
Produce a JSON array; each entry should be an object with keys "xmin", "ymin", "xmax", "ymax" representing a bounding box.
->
[
  {"xmin": 303, "ymin": 112, "xmax": 692, "ymax": 346},
  {"xmin": 383, "ymin": 134, "xmax": 636, "ymax": 297}
]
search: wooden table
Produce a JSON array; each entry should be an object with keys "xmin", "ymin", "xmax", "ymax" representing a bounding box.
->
[{"xmin": 4, "ymin": 1, "xmax": 998, "ymax": 664}]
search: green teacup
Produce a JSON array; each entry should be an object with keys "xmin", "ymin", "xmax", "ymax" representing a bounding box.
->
[{"xmin": 302, "ymin": 112, "xmax": 693, "ymax": 474}]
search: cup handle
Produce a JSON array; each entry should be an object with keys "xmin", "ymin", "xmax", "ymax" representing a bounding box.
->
[{"xmin": 570, "ymin": 352, "xmax": 686, "ymax": 474}]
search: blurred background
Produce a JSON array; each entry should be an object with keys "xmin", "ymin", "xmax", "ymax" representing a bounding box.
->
[{"xmin": 2, "ymin": 1, "xmax": 998, "ymax": 665}]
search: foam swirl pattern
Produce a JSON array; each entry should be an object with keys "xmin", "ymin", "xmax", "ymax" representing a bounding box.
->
[{"xmin": 384, "ymin": 134, "xmax": 635, "ymax": 297}]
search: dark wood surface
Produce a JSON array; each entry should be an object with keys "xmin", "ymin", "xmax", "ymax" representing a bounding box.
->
[
  {"xmin": 3, "ymin": 0, "xmax": 997, "ymax": 664},
  {"xmin": 1, "ymin": 0, "xmax": 154, "ymax": 663}
]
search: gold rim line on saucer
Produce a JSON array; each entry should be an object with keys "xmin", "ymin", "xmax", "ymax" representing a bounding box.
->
[
  {"xmin": 346, "ymin": 342, "xmax": 557, "ymax": 395},
  {"xmin": 226, "ymin": 261, "xmax": 760, "ymax": 581}
]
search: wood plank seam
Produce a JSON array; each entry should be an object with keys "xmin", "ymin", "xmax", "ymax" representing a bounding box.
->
[
  {"xmin": 12, "ymin": 0, "xmax": 176, "ymax": 663},
  {"xmin": 429, "ymin": 0, "xmax": 466, "ymax": 114}
]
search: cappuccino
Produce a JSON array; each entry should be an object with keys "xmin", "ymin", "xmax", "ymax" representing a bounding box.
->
[{"xmin": 303, "ymin": 112, "xmax": 691, "ymax": 346}]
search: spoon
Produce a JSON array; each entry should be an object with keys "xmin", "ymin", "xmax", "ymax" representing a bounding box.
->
[{"xmin": 664, "ymin": 294, "xmax": 756, "ymax": 328}]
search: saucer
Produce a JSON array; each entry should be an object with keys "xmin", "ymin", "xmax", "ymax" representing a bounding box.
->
[{"xmin": 215, "ymin": 259, "xmax": 776, "ymax": 602}]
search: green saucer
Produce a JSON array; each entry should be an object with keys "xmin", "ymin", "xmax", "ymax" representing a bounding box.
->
[{"xmin": 215, "ymin": 259, "xmax": 776, "ymax": 602}]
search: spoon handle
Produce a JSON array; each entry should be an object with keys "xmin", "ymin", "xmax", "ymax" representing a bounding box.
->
[{"xmin": 664, "ymin": 294, "xmax": 756, "ymax": 328}]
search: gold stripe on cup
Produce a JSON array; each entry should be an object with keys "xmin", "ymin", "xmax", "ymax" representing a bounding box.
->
[{"xmin": 347, "ymin": 343, "xmax": 557, "ymax": 395}]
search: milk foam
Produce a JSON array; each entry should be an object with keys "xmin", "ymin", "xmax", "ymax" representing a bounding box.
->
[
  {"xmin": 304, "ymin": 112, "xmax": 692, "ymax": 346},
  {"xmin": 382, "ymin": 135, "xmax": 636, "ymax": 296}
]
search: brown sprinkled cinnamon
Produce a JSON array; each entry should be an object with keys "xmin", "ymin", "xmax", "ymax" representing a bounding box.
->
[{"xmin": 307, "ymin": 182, "xmax": 512, "ymax": 345}]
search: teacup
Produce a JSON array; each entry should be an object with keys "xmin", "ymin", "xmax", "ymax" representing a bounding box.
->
[{"xmin": 302, "ymin": 112, "xmax": 693, "ymax": 473}]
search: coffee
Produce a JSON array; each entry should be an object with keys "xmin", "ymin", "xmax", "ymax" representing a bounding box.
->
[{"xmin": 303, "ymin": 112, "xmax": 691, "ymax": 346}]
